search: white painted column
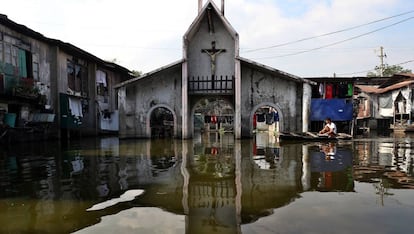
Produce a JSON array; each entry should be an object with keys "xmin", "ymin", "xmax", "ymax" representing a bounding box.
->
[
  {"xmin": 234, "ymin": 32, "xmax": 242, "ymax": 139},
  {"xmin": 182, "ymin": 61, "xmax": 189, "ymax": 139},
  {"xmin": 181, "ymin": 141, "xmax": 189, "ymax": 214},
  {"xmin": 301, "ymin": 144, "xmax": 311, "ymax": 191},
  {"xmin": 182, "ymin": 37, "xmax": 190, "ymax": 139},
  {"xmin": 234, "ymin": 140, "xmax": 242, "ymax": 232},
  {"xmin": 198, "ymin": 0, "xmax": 203, "ymax": 14},
  {"xmin": 302, "ymin": 82, "xmax": 312, "ymax": 132},
  {"xmin": 234, "ymin": 60, "xmax": 241, "ymax": 138}
]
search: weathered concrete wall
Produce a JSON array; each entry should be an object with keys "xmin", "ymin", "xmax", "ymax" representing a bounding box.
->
[
  {"xmin": 118, "ymin": 66, "xmax": 182, "ymax": 138},
  {"xmin": 240, "ymin": 66, "xmax": 304, "ymax": 137},
  {"xmin": 187, "ymin": 10, "xmax": 235, "ymax": 78},
  {"xmin": 1, "ymin": 16, "xmax": 133, "ymax": 141}
]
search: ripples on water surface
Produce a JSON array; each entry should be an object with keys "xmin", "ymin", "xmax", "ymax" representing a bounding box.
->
[{"xmin": 0, "ymin": 132, "xmax": 413, "ymax": 234}]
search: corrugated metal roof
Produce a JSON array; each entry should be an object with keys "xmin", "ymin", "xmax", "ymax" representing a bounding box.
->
[
  {"xmin": 356, "ymin": 79, "xmax": 414, "ymax": 94},
  {"xmin": 398, "ymin": 73, "xmax": 414, "ymax": 78}
]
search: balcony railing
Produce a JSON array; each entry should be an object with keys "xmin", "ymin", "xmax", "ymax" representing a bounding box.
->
[{"xmin": 189, "ymin": 75, "xmax": 234, "ymax": 95}]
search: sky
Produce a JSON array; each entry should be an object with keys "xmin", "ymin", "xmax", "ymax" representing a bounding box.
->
[{"xmin": 1, "ymin": 0, "xmax": 413, "ymax": 77}]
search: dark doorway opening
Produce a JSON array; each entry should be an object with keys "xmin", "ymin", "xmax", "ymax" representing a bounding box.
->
[{"xmin": 150, "ymin": 107, "xmax": 174, "ymax": 138}]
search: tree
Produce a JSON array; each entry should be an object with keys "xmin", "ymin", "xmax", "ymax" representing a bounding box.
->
[
  {"xmin": 367, "ymin": 65, "xmax": 412, "ymax": 77},
  {"xmin": 106, "ymin": 58, "xmax": 142, "ymax": 77},
  {"xmin": 131, "ymin": 70, "xmax": 142, "ymax": 77},
  {"xmin": 107, "ymin": 58, "xmax": 119, "ymax": 64}
]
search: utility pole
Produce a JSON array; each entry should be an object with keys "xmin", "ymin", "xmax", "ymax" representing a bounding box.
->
[{"xmin": 378, "ymin": 46, "xmax": 387, "ymax": 77}]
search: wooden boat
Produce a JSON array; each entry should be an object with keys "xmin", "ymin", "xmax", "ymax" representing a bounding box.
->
[
  {"xmin": 387, "ymin": 121, "xmax": 414, "ymax": 133},
  {"xmin": 278, "ymin": 131, "xmax": 352, "ymax": 141},
  {"xmin": 404, "ymin": 125, "xmax": 414, "ymax": 132}
]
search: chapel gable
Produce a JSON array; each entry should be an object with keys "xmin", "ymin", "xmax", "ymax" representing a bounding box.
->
[{"xmin": 184, "ymin": 0, "xmax": 239, "ymax": 94}]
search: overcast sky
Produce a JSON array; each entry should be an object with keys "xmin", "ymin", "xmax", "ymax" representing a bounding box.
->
[{"xmin": 1, "ymin": 0, "xmax": 413, "ymax": 77}]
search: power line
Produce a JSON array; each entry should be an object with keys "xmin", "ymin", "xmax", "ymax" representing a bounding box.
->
[
  {"xmin": 242, "ymin": 9, "xmax": 414, "ymax": 53},
  {"xmin": 252, "ymin": 16, "xmax": 414, "ymax": 59},
  {"xmin": 336, "ymin": 69, "xmax": 375, "ymax": 76},
  {"xmin": 336, "ymin": 59, "xmax": 414, "ymax": 76},
  {"xmin": 395, "ymin": 59, "xmax": 414, "ymax": 66}
]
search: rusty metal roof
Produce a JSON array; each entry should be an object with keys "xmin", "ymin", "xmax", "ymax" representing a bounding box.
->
[{"xmin": 356, "ymin": 79, "xmax": 414, "ymax": 94}]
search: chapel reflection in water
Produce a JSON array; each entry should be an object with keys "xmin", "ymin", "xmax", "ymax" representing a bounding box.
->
[
  {"xmin": 186, "ymin": 132, "xmax": 238, "ymax": 233},
  {"xmin": 13, "ymin": 133, "xmax": 414, "ymax": 233}
]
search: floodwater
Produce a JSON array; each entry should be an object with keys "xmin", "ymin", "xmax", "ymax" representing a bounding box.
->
[{"xmin": 1, "ymin": 132, "xmax": 414, "ymax": 234}]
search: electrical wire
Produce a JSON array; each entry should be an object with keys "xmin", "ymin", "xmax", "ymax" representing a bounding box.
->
[
  {"xmin": 251, "ymin": 16, "xmax": 414, "ymax": 59},
  {"xmin": 336, "ymin": 59, "xmax": 414, "ymax": 76},
  {"xmin": 242, "ymin": 10, "xmax": 414, "ymax": 53},
  {"xmin": 336, "ymin": 69, "xmax": 376, "ymax": 76}
]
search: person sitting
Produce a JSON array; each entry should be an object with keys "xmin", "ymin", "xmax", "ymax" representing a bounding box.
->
[
  {"xmin": 319, "ymin": 118, "xmax": 337, "ymax": 138},
  {"xmin": 319, "ymin": 142, "xmax": 336, "ymax": 160}
]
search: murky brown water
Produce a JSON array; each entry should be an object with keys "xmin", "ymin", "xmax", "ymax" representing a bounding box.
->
[{"xmin": 1, "ymin": 132, "xmax": 414, "ymax": 233}]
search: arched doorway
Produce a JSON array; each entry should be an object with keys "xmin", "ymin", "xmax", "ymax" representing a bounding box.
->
[
  {"xmin": 251, "ymin": 103, "xmax": 283, "ymax": 135},
  {"xmin": 251, "ymin": 103, "xmax": 282, "ymax": 167},
  {"xmin": 149, "ymin": 106, "xmax": 175, "ymax": 138},
  {"xmin": 192, "ymin": 97, "xmax": 234, "ymax": 136}
]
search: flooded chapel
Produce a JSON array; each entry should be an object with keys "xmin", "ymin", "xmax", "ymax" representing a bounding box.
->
[{"xmin": 116, "ymin": 0, "xmax": 313, "ymax": 139}]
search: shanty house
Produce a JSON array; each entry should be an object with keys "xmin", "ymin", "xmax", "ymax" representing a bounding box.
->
[
  {"xmin": 355, "ymin": 74, "xmax": 414, "ymax": 131},
  {"xmin": 0, "ymin": 14, "xmax": 132, "ymax": 142}
]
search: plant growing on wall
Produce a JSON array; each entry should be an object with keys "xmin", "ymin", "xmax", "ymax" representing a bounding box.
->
[{"xmin": 13, "ymin": 78, "xmax": 40, "ymax": 99}]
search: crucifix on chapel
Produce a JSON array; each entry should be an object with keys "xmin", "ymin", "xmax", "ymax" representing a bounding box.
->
[{"xmin": 201, "ymin": 41, "xmax": 226, "ymax": 76}]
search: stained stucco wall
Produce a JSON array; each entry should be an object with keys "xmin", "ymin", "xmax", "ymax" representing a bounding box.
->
[
  {"xmin": 118, "ymin": 66, "xmax": 182, "ymax": 138},
  {"xmin": 240, "ymin": 66, "xmax": 304, "ymax": 137},
  {"xmin": 187, "ymin": 10, "xmax": 235, "ymax": 79}
]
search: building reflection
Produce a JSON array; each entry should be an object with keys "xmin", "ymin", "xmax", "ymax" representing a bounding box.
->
[
  {"xmin": 186, "ymin": 132, "xmax": 238, "ymax": 233},
  {"xmin": 252, "ymin": 131, "xmax": 281, "ymax": 170},
  {"xmin": 183, "ymin": 131, "xmax": 303, "ymax": 232},
  {"xmin": 242, "ymin": 132, "xmax": 301, "ymax": 223},
  {"xmin": 2, "ymin": 135, "xmax": 414, "ymax": 233},
  {"xmin": 307, "ymin": 142, "xmax": 354, "ymax": 192},
  {"xmin": 354, "ymin": 139, "xmax": 414, "ymax": 189}
]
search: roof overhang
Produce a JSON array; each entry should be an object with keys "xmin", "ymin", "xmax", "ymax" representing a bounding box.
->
[
  {"xmin": 115, "ymin": 60, "xmax": 184, "ymax": 89},
  {"xmin": 356, "ymin": 79, "xmax": 414, "ymax": 94},
  {"xmin": 238, "ymin": 57, "xmax": 315, "ymax": 85}
]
